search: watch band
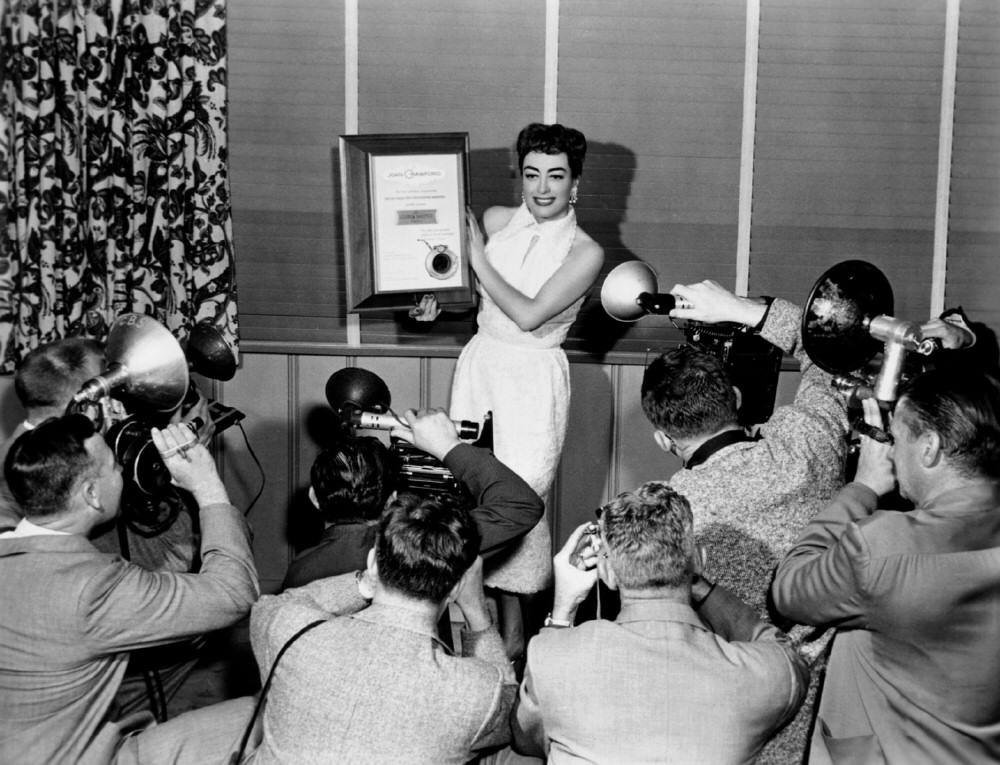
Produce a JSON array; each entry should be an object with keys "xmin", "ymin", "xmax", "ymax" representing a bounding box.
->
[{"xmin": 544, "ymin": 613, "xmax": 573, "ymax": 628}]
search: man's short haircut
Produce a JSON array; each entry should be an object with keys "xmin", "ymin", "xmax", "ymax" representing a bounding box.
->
[
  {"xmin": 897, "ymin": 370, "xmax": 1000, "ymax": 480},
  {"xmin": 600, "ymin": 481, "xmax": 695, "ymax": 590},
  {"xmin": 516, "ymin": 122, "xmax": 588, "ymax": 179},
  {"xmin": 641, "ymin": 346, "xmax": 738, "ymax": 439},
  {"xmin": 15, "ymin": 338, "xmax": 104, "ymax": 411},
  {"xmin": 375, "ymin": 492, "xmax": 480, "ymax": 602},
  {"xmin": 6, "ymin": 414, "xmax": 100, "ymax": 519},
  {"xmin": 310, "ymin": 437, "xmax": 398, "ymax": 524}
]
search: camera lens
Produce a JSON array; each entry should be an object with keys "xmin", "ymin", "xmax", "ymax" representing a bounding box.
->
[{"xmin": 105, "ymin": 418, "xmax": 171, "ymax": 495}]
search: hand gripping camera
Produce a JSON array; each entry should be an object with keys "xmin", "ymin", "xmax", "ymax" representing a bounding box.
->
[
  {"xmin": 67, "ymin": 314, "xmax": 245, "ymax": 500},
  {"xmin": 568, "ymin": 522, "xmax": 601, "ymax": 570},
  {"xmin": 600, "ymin": 261, "xmax": 784, "ymax": 428},
  {"xmin": 324, "ymin": 367, "xmax": 491, "ymax": 501}
]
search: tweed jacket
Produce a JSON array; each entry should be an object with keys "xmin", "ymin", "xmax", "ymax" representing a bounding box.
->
[
  {"xmin": 0, "ymin": 503, "xmax": 258, "ymax": 765},
  {"xmin": 513, "ymin": 590, "xmax": 808, "ymax": 764},
  {"xmin": 281, "ymin": 442, "xmax": 544, "ymax": 590},
  {"xmin": 250, "ymin": 574, "xmax": 516, "ymax": 764},
  {"xmin": 668, "ymin": 298, "xmax": 849, "ymax": 615},
  {"xmin": 665, "ymin": 299, "xmax": 848, "ymax": 764},
  {"xmin": 772, "ymin": 481, "xmax": 1000, "ymax": 764}
]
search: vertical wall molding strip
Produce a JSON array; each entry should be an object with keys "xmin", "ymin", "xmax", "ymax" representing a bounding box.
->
[
  {"xmin": 735, "ymin": 0, "xmax": 761, "ymax": 296},
  {"xmin": 345, "ymin": 0, "xmax": 361, "ymax": 345},
  {"xmin": 287, "ymin": 355, "xmax": 300, "ymax": 567},
  {"xmin": 418, "ymin": 357, "xmax": 431, "ymax": 410},
  {"xmin": 931, "ymin": 0, "xmax": 961, "ymax": 318},
  {"xmin": 610, "ymin": 365, "xmax": 624, "ymax": 501},
  {"xmin": 544, "ymin": 0, "xmax": 560, "ymax": 123}
]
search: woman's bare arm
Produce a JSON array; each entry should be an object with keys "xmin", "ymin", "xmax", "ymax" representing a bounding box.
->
[{"xmin": 470, "ymin": 207, "xmax": 604, "ymax": 332}]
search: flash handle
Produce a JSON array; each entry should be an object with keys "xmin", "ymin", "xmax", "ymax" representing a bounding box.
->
[
  {"xmin": 636, "ymin": 292, "xmax": 676, "ymax": 315},
  {"xmin": 351, "ymin": 411, "xmax": 479, "ymax": 440}
]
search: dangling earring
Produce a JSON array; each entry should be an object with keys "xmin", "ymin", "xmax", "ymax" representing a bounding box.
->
[
  {"xmin": 570, "ymin": 187, "xmax": 578, "ymax": 205},
  {"xmin": 521, "ymin": 193, "xmax": 526, "ymax": 205}
]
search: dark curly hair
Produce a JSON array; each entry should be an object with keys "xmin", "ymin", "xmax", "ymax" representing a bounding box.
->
[
  {"xmin": 516, "ymin": 123, "xmax": 588, "ymax": 178},
  {"xmin": 310, "ymin": 436, "xmax": 399, "ymax": 524},
  {"xmin": 641, "ymin": 346, "xmax": 739, "ymax": 439},
  {"xmin": 6, "ymin": 414, "xmax": 100, "ymax": 519},
  {"xmin": 375, "ymin": 492, "xmax": 480, "ymax": 602}
]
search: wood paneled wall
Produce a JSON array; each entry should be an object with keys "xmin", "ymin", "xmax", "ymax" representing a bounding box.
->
[
  {"xmin": 234, "ymin": 353, "xmax": 803, "ymax": 592},
  {"xmin": 0, "ymin": 352, "xmax": 800, "ymax": 593}
]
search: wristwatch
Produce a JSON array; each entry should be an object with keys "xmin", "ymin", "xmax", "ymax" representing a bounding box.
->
[{"xmin": 543, "ymin": 613, "xmax": 573, "ymax": 628}]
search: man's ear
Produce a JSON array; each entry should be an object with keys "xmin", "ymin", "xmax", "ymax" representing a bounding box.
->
[
  {"xmin": 81, "ymin": 476, "xmax": 102, "ymax": 512},
  {"xmin": 693, "ymin": 543, "xmax": 707, "ymax": 578},
  {"xmin": 366, "ymin": 548, "xmax": 378, "ymax": 581},
  {"xmin": 653, "ymin": 430, "xmax": 672, "ymax": 454},
  {"xmin": 732, "ymin": 386, "xmax": 743, "ymax": 412},
  {"xmin": 921, "ymin": 431, "xmax": 943, "ymax": 468},
  {"xmin": 308, "ymin": 486, "xmax": 319, "ymax": 509}
]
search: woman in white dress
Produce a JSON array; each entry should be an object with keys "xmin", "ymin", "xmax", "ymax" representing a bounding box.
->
[{"xmin": 418, "ymin": 123, "xmax": 604, "ymax": 659}]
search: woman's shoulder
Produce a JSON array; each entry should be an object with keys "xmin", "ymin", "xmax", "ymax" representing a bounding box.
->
[{"xmin": 482, "ymin": 205, "xmax": 518, "ymax": 236}]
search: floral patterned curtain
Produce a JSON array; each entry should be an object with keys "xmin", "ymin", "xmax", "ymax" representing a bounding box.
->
[{"xmin": 0, "ymin": 0, "xmax": 238, "ymax": 373}]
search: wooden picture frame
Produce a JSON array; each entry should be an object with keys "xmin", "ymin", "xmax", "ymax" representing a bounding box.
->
[{"xmin": 339, "ymin": 132, "xmax": 475, "ymax": 313}]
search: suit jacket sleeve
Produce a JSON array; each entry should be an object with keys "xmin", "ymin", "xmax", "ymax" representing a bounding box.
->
[
  {"xmin": 443, "ymin": 443, "xmax": 544, "ymax": 561},
  {"xmin": 510, "ymin": 646, "xmax": 548, "ymax": 758},
  {"xmin": 695, "ymin": 586, "xmax": 810, "ymax": 726},
  {"xmin": 81, "ymin": 502, "xmax": 259, "ymax": 652},
  {"xmin": 250, "ymin": 572, "xmax": 369, "ymax": 675},
  {"xmin": 771, "ymin": 482, "xmax": 879, "ymax": 628},
  {"xmin": 462, "ymin": 625, "xmax": 517, "ymax": 752}
]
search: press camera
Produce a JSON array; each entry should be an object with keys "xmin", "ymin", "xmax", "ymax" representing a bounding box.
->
[
  {"xmin": 601, "ymin": 262, "xmax": 783, "ymax": 428},
  {"xmin": 568, "ymin": 522, "xmax": 601, "ymax": 571},
  {"xmin": 325, "ymin": 367, "xmax": 491, "ymax": 501},
  {"xmin": 67, "ymin": 313, "xmax": 245, "ymax": 501}
]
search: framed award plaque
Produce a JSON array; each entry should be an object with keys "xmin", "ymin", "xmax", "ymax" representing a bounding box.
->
[{"xmin": 339, "ymin": 132, "xmax": 476, "ymax": 313}]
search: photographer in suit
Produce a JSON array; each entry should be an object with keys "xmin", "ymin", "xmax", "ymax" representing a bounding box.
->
[
  {"xmin": 772, "ymin": 371, "xmax": 1000, "ymax": 763},
  {"xmin": 249, "ymin": 408, "xmax": 532, "ymax": 764},
  {"xmin": 282, "ymin": 411, "xmax": 544, "ymax": 591},
  {"xmin": 0, "ymin": 337, "xmax": 218, "ymax": 719},
  {"xmin": 510, "ymin": 481, "xmax": 807, "ymax": 764},
  {"xmin": 638, "ymin": 281, "xmax": 850, "ymax": 762},
  {"xmin": 0, "ymin": 338, "xmax": 213, "ymax": 571},
  {"xmin": 0, "ymin": 415, "xmax": 258, "ymax": 764}
]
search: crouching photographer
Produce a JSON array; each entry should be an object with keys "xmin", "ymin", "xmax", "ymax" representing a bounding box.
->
[
  {"xmin": 284, "ymin": 407, "xmax": 544, "ymax": 592},
  {"xmin": 0, "ymin": 415, "xmax": 259, "ymax": 765},
  {"xmin": 0, "ymin": 336, "xmax": 236, "ymax": 722}
]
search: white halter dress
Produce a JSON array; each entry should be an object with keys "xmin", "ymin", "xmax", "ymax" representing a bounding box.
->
[{"xmin": 450, "ymin": 204, "xmax": 583, "ymax": 593}]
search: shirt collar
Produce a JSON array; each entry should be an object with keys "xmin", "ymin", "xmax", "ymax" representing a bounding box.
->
[
  {"xmin": 920, "ymin": 481, "xmax": 1000, "ymax": 514},
  {"xmin": 350, "ymin": 602, "xmax": 453, "ymax": 651},
  {"xmin": 0, "ymin": 517, "xmax": 72, "ymax": 539},
  {"xmin": 685, "ymin": 428, "xmax": 758, "ymax": 469},
  {"xmin": 496, "ymin": 202, "xmax": 577, "ymax": 241},
  {"xmin": 616, "ymin": 597, "xmax": 705, "ymax": 630}
]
